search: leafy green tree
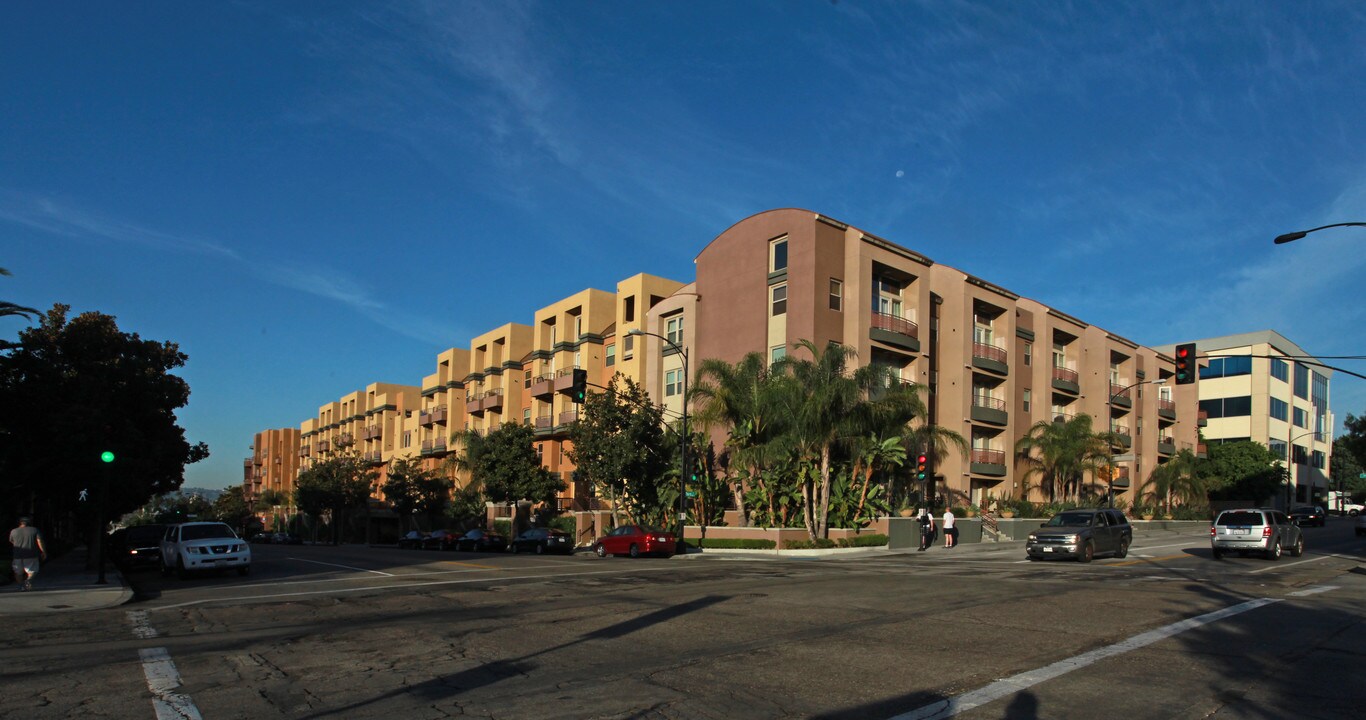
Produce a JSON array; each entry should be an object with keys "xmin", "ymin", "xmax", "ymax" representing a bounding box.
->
[
  {"xmin": 1340, "ymin": 413, "xmax": 1366, "ymax": 479},
  {"xmin": 294, "ymin": 453, "xmax": 376, "ymax": 544},
  {"xmin": 1202, "ymin": 440, "xmax": 1285, "ymax": 506},
  {"xmin": 568, "ymin": 374, "xmax": 671, "ymax": 526},
  {"xmin": 1, "ymin": 268, "xmax": 40, "ymax": 346},
  {"xmin": 445, "ymin": 485, "xmax": 487, "ymax": 528},
  {"xmin": 0, "ymin": 304, "xmax": 208, "ymax": 542},
  {"xmin": 382, "ymin": 455, "xmax": 453, "ymax": 532},
  {"xmin": 459, "ymin": 423, "xmax": 564, "ymax": 511},
  {"xmin": 211, "ymin": 485, "xmax": 255, "ymax": 532},
  {"xmin": 1014, "ymin": 414, "xmax": 1117, "ymax": 503},
  {"xmin": 1330, "ymin": 437, "xmax": 1366, "ymax": 502},
  {"xmin": 1141, "ymin": 448, "xmax": 1212, "ymax": 513}
]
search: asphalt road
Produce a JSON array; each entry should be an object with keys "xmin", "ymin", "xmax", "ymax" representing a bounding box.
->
[{"xmin": 3, "ymin": 519, "xmax": 1363, "ymax": 720}]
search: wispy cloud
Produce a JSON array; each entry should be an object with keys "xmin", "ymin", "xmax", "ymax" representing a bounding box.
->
[{"xmin": 0, "ymin": 189, "xmax": 461, "ymax": 345}]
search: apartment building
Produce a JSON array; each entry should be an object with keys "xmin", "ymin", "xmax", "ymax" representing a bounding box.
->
[
  {"xmin": 679, "ymin": 208, "xmax": 1201, "ymax": 508},
  {"xmin": 1158, "ymin": 331, "xmax": 1333, "ymax": 509},
  {"xmin": 243, "ymin": 427, "xmax": 301, "ymax": 507},
  {"xmin": 297, "ymin": 382, "xmax": 422, "ymax": 491}
]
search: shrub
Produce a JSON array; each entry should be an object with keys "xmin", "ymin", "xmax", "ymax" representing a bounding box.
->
[
  {"xmin": 547, "ymin": 515, "xmax": 576, "ymax": 535},
  {"xmin": 836, "ymin": 533, "xmax": 888, "ymax": 548},
  {"xmin": 691, "ymin": 538, "xmax": 777, "ymax": 550},
  {"xmin": 493, "ymin": 519, "xmax": 511, "ymax": 536},
  {"xmin": 785, "ymin": 538, "xmax": 837, "ymax": 550}
]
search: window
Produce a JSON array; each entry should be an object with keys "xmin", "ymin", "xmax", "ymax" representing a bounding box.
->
[
  {"xmin": 771, "ymin": 284, "xmax": 787, "ymax": 316},
  {"xmin": 1052, "ymin": 342, "xmax": 1066, "ymax": 368},
  {"xmin": 623, "ymin": 296, "xmax": 635, "ymax": 323},
  {"xmin": 829, "ymin": 279, "xmax": 842, "ymax": 311},
  {"xmin": 1199, "ymin": 356, "xmax": 1252, "ymax": 379},
  {"xmin": 1293, "ymin": 407, "xmax": 1308, "ymax": 428},
  {"xmin": 623, "ymin": 335, "xmax": 634, "ymax": 360},
  {"xmin": 770, "ymin": 345, "xmax": 786, "ymax": 363},
  {"xmin": 403, "ymin": 430, "xmax": 412, "ymax": 448},
  {"xmin": 523, "ymin": 408, "xmax": 531, "ymax": 424},
  {"xmin": 666, "ymin": 316, "xmax": 684, "ymax": 346},
  {"xmin": 1312, "ymin": 450, "xmax": 1325, "ymax": 469},
  {"xmin": 1023, "ymin": 342, "xmax": 1032, "ymax": 367},
  {"xmin": 1270, "ymin": 397, "xmax": 1289, "ymax": 421},
  {"xmin": 605, "ymin": 344, "xmax": 616, "ymax": 367},
  {"xmin": 873, "ymin": 275, "xmax": 903, "ymax": 318},
  {"xmin": 524, "ymin": 369, "xmax": 532, "ymax": 389},
  {"xmin": 1270, "ymin": 358, "xmax": 1289, "ymax": 382},
  {"xmin": 1022, "ymin": 388, "xmax": 1031, "ymax": 413},
  {"xmin": 665, "ymin": 369, "xmax": 682, "ymax": 397},
  {"xmin": 770, "ymin": 237, "xmax": 788, "ymax": 273},
  {"xmin": 1198, "ymin": 396, "xmax": 1252, "ymax": 418},
  {"xmin": 1293, "ymin": 363, "xmax": 1308, "ymax": 399},
  {"xmin": 1268, "ymin": 440, "xmax": 1287, "ymax": 460}
]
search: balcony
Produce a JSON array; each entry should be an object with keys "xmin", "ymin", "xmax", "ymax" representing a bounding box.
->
[
  {"xmin": 970, "ymin": 449, "xmax": 1007, "ymax": 476},
  {"xmin": 970, "ymin": 395, "xmax": 1008, "ymax": 426},
  {"xmin": 367, "ymin": 424, "xmax": 383, "ymax": 439},
  {"xmin": 1109, "ymin": 424, "xmax": 1132, "ymax": 448},
  {"xmin": 317, "ymin": 440, "xmax": 331, "ymax": 453},
  {"xmin": 971, "ymin": 342, "xmax": 1008, "ymax": 375},
  {"xmin": 482, "ymin": 389, "xmax": 503, "ymax": 412},
  {"xmin": 553, "ymin": 367, "xmax": 581, "ymax": 394},
  {"xmin": 1051, "ymin": 366, "xmax": 1080, "ymax": 394},
  {"xmin": 558, "ymin": 409, "xmax": 579, "ymax": 426},
  {"xmin": 243, "ymin": 458, "xmax": 253, "ymax": 469},
  {"xmin": 466, "ymin": 392, "xmax": 484, "ymax": 416},
  {"xmin": 430, "ymin": 406, "xmax": 447, "ymax": 425},
  {"xmin": 338, "ymin": 433, "xmax": 355, "ymax": 447},
  {"xmin": 364, "ymin": 450, "xmax": 383, "ymax": 465},
  {"xmin": 432, "ymin": 439, "xmax": 448, "ymax": 456},
  {"xmin": 870, "ymin": 312, "xmax": 919, "ymax": 352},
  {"xmin": 299, "ymin": 445, "xmax": 311, "ymax": 458},
  {"xmin": 535, "ymin": 414, "xmax": 554, "ymax": 431},
  {"xmin": 1157, "ymin": 436, "xmax": 1175, "ymax": 455},
  {"xmin": 419, "ymin": 410, "xmax": 434, "ymax": 427},
  {"xmin": 1109, "ymin": 383, "xmax": 1132, "ymax": 409},
  {"xmin": 1157, "ymin": 398, "xmax": 1176, "ymax": 421},
  {"xmin": 529, "ymin": 373, "xmax": 555, "ymax": 399},
  {"xmin": 421, "ymin": 439, "xmax": 434, "ymax": 455}
]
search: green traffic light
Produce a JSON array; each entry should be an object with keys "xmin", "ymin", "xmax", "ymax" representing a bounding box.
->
[{"xmin": 100, "ymin": 451, "xmax": 115, "ymax": 463}]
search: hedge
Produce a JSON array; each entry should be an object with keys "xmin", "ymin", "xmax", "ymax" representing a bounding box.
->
[
  {"xmin": 689, "ymin": 538, "xmax": 777, "ymax": 550},
  {"xmin": 836, "ymin": 533, "xmax": 888, "ymax": 548}
]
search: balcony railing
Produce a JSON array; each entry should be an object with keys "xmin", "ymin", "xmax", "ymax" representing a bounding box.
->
[
  {"xmin": 430, "ymin": 406, "xmax": 447, "ymax": 424},
  {"xmin": 529, "ymin": 373, "xmax": 555, "ymax": 398},
  {"xmin": 1109, "ymin": 384, "xmax": 1131, "ymax": 400},
  {"xmin": 535, "ymin": 414, "xmax": 554, "ymax": 429},
  {"xmin": 1109, "ymin": 424, "xmax": 1130, "ymax": 437},
  {"xmin": 558, "ymin": 410, "xmax": 579, "ymax": 425},
  {"xmin": 871, "ymin": 311, "xmax": 918, "ymax": 338},
  {"xmin": 1049, "ymin": 411, "xmax": 1075, "ymax": 423},
  {"xmin": 971, "ymin": 449, "xmax": 1006, "ymax": 465},
  {"xmin": 971, "ymin": 395, "xmax": 1006, "ymax": 411},
  {"xmin": 419, "ymin": 411, "xmax": 434, "ymax": 427},
  {"xmin": 972, "ymin": 342, "xmax": 1007, "ymax": 364},
  {"xmin": 1052, "ymin": 366, "xmax": 1078, "ymax": 383},
  {"xmin": 1158, "ymin": 398, "xmax": 1176, "ymax": 412}
]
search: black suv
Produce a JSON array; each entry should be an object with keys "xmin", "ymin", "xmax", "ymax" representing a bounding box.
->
[{"xmin": 1026, "ymin": 509, "xmax": 1132, "ymax": 563}]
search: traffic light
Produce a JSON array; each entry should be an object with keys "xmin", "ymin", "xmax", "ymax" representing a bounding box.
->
[
  {"xmin": 915, "ymin": 453, "xmax": 929, "ymax": 481},
  {"xmin": 1173, "ymin": 343, "xmax": 1196, "ymax": 385},
  {"xmin": 570, "ymin": 368, "xmax": 587, "ymax": 403},
  {"xmin": 100, "ymin": 451, "xmax": 115, "ymax": 463}
]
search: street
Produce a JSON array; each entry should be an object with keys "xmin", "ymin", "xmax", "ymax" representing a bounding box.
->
[{"xmin": 4, "ymin": 520, "xmax": 1363, "ymax": 720}]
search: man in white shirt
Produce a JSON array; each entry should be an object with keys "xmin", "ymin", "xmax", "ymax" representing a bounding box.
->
[{"xmin": 942, "ymin": 508, "xmax": 956, "ymax": 548}]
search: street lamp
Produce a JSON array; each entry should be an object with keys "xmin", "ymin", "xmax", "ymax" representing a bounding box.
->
[
  {"xmin": 1284, "ymin": 430, "xmax": 1322, "ymax": 510},
  {"xmin": 627, "ymin": 328, "xmax": 689, "ymax": 555},
  {"xmin": 1273, "ymin": 222, "xmax": 1366, "ymax": 244},
  {"xmin": 1104, "ymin": 378, "xmax": 1166, "ymax": 508}
]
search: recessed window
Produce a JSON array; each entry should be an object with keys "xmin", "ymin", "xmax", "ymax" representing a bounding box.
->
[
  {"xmin": 1022, "ymin": 388, "xmax": 1031, "ymax": 413},
  {"xmin": 829, "ymin": 279, "xmax": 842, "ymax": 311},
  {"xmin": 666, "ymin": 316, "xmax": 684, "ymax": 346},
  {"xmin": 1024, "ymin": 342, "xmax": 1032, "ymax": 366},
  {"xmin": 1270, "ymin": 397, "xmax": 1289, "ymax": 421},
  {"xmin": 665, "ymin": 369, "xmax": 682, "ymax": 397},
  {"xmin": 770, "ymin": 345, "xmax": 786, "ymax": 363},
  {"xmin": 771, "ymin": 284, "xmax": 788, "ymax": 316},
  {"xmin": 606, "ymin": 344, "xmax": 616, "ymax": 367},
  {"xmin": 770, "ymin": 237, "xmax": 788, "ymax": 273},
  {"xmin": 1270, "ymin": 358, "xmax": 1289, "ymax": 382}
]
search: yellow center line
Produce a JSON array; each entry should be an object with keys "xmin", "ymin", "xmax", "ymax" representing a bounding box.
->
[
  {"xmin": 442, "ymin": 560, "xmax": 502, "ymax": 570},
  {"xmin": 1109, "ymin": 552, "xmax": 1191, "ymax": 567}
]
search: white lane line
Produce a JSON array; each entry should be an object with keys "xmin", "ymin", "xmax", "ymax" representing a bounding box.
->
[
  {"xmin": 1288, "ymin": 585, "xmax": 1339, "ymax": 597},
  {"xmin": 287, "ymin": 558, "xmax": 394, "ymax": 576},
  {"xmin": 127, "ymin": 610, "xmax": 159, "ymax": 639},
  {"xmin": 1247, "ymin": 554, "xmax": 1331, "ymax": 574},
  {"xmin": 148, "ymin": 565, "xmax": 685, "ymax": 611},
  {"xmin": 140, "ymin": 647, "xmax": 203, "ymax": 720},
  {"xmin": 888, "ymin": 597, "xmax": 1281, "ymax": 720}
]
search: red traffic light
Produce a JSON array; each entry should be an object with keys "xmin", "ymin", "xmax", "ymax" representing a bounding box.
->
[{"xmin": 917, "ymin": 454, "xmax": 928, "ymax": 464}]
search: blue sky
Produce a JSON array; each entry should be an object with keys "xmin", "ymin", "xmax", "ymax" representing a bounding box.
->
[{"xmin": 4, "ymin": 1, "xmax": 1365, "ymax": 490}]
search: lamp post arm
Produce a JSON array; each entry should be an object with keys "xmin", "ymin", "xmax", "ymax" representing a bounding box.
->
[{"xmin": 1274, "ymin": 222, "xmax": 1366, "ymax": 244}]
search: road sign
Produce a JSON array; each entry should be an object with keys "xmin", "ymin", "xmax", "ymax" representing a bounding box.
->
[{"xmin": 685, "ymin": 491, "xmax": 697, "ymax": 498}]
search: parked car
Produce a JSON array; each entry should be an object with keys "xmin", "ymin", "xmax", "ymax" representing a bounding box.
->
[
  {"xmin": 271, "ymin": 532, "xmax": 303, "ymax": 545},
  {"xmin": 593, "ymin": 525, "xmax": 676, "ymax": 558},
  {"xmin": 421, "ymin": 529, "xmax": 459, "ymax": 550},
  {"xmin": 397, "ymin": 530, "xmax": 428, "ymax": 549},
  {"xmin": 1210, "ymin": 508, "xmax": 1303, "ymax": 560},
  {"xmin": 107, "ymin": 523, "xmax": 166, "ymax": 570},
  {"xmin": 509, "ymin": 528, "xmax": 574, "ymax": 555},
  {"xmin": 160, "ymin": 522, "xmax": 252, "ymax": 578},
  {"xmin": 454, "ymin": 529, "xmax": 508, "ymax": 552},
  {"xmin": 1288, "ymin": 505, "xmax": 1326, "ymax": 527},
  {"xmin": 1355, "ymin": 513, "xmax": 1366, "ymax": 537},
  {"xmin": 1025, "ymin": 508, "xmax": 1131, "ymax": 563}
]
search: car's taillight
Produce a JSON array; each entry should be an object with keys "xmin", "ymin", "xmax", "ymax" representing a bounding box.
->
[
  {"xmin": 1209, "ymin": 527, "xmax": 1216, "ymax": 537},
  {"xmin": 1262, "ymin": 526, "xmax": 1273, "ymax": 538}
]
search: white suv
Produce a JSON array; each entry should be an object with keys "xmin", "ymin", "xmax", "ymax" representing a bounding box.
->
[{"xmin": 161, "ymin": 522, "xmax": 252, "ymax": 578}]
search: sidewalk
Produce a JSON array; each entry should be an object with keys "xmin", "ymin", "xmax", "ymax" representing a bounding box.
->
[{"xmin": 0, "ymin": 547, "xmax": 133, "ymax": 615}]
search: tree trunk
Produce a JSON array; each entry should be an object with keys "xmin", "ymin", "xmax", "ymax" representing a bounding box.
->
[
  {"xmin": 817, "ymin": 445, "xmax": 833, "ymax": 539},
  {"xmin": 801, "ymin": 464, "xmax": 817, "ymax": 540},
  {"xmin": 855, "ymin": 465, "xmax": 874, "ymax": 526}
]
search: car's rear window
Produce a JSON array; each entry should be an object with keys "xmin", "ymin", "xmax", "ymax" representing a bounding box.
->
[
  {"xmin": 1217, "ymin": 511, "xmax": 1264, "ymax": 526},
  {"xmin": 127, "ymin": 526, "xmax": 164, "ymax": 543},
  {"xmin": 181, "ymin": 523, "xmax": 236, "ymax": 540}
]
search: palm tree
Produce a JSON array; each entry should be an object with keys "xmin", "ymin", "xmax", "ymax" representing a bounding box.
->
[
  {"xmin": 775, "ymin": 340, "xmax": 907, "ymax": 539},
  {"xmin": 1014, "ymin": 414, "xmax": 1117, "ymax": 503},
  {"xmin": 1142, "ymin": 448, "xmax": 1203, "ymax": 514},
  {"xmin": 690, "ymin": 351, "xmax": 790, "ymax": 527}
]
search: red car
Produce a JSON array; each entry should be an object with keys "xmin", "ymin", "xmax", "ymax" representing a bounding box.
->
[{"xmin": 594, "ymin": 525, "xmax": 676, "ymax": 558}]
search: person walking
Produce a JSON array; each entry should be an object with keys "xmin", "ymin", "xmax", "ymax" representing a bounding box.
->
[
  {"xmin": 9, "ymin": 517, "xmax": 47, "ymax": 591},
  {"xmin": 917, "ymin": 509, "xmax": 935, "ymax": 551},
  {"xmin": 942, "ymin": 507, "xmax": 956, "ymax": 548}
]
